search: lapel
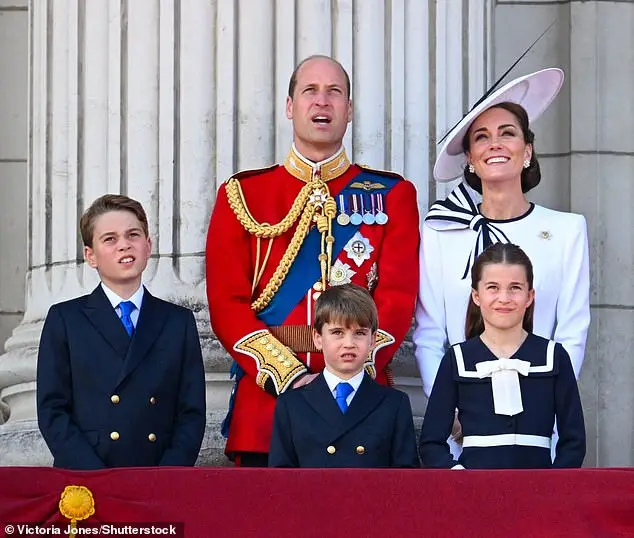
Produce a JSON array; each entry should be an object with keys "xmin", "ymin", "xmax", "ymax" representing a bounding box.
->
[
  {"xmin": 301, "ymin": 373, "xmax": 388, "ymax": 443},
  {"xmin": 301, "ymin": 374, "xmax": 345, "ymax": 428},
  {"xmin": 331, "ymin": 373, "xmax": 387, "ymax": 441},
  {"xmin": 115, "ymin": 288, "xmax": 170, "ymax": 387},
  {"xmin": 82, "ymin": 285, "xmax": 131, "ymax": 357}
]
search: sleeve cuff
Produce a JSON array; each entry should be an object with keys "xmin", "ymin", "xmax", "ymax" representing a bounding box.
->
[{"xmin": 234, "ymin": 330, "xmax": 307, "ymax": 395}]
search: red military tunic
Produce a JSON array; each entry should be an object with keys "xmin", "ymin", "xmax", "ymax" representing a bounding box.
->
[{"xmin": 206, "ymin": 146, "xmax": 420, "ymax": 457}]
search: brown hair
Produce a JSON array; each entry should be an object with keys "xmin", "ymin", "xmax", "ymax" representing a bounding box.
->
[
  {"xmin": 79, "ymin": 194, "xmax": 149, "ymax": 248},
  {"xmin": 465, "ymin": 243, "xmax": 535, "ymax": 339},
  {"xmin": 314, "ymin": 284, "xmax": 378, "ymax": 333},
  {"xmin": 462, "ymin": 102, "xmax": 541, "ymax": 194},
  {"xmin": 288, "ymin": 55, "xmax": 351, "ymax": 99}
]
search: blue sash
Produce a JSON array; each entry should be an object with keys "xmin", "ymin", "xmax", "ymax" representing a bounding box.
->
[{"xmin": 257, "ymin": 171, "xmax": 399, "ymax": 325}]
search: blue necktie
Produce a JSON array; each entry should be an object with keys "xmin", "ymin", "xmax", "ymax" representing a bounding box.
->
[
  {"xmin": 118, "ymin": 301, "xmax": 136, "ymax": 337},
  {"xmin": 335, "ymin": 382, "xmax": 354, "ymax": 413}
]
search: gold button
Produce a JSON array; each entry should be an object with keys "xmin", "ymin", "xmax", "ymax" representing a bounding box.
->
[
  {"xmin": 149, "ymin": 397, "xmax": 157, "ymax": 405},
  {"xmin": 148, "ymin": 433, "xmax": 157, "ymax": 442},
  {"xmin": 259, "ymin": 337, "xmax": 269, "ymax": 345},
  {"xmin": 110, "ymin": 431, "xmax": 120, "ymax": 441},
  {"xmin": 356, "ymin": 446, "xmax": 365, "ymax": 455},
  {"xmin": 313, "ymin": 292, "xmax": 321, "ymax": 301},
  {"xmin": 327, "ymin": 445, "xmax": 336, "ymax": 455},
  {"xmin": 271, "ymin": 348, "xmax": 280, "ymax": 357},
  {"xmin": 110, "ymin": 394, "xmax": 120, "ymax": 404},
  {"xmin": 313, "ymin": 281, "xmax": 323, "ymax": 292}
]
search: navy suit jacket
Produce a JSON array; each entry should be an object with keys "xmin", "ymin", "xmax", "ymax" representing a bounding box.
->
[
  {"xmin": 269, "ymin": 373, "xmax": 419, "ymax": 468},
  {"xmin": 37, "ymin": 285, "xmax": 206, "ymax": 469}
]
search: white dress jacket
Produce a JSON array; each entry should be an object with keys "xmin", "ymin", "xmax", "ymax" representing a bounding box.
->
[{"xmin": 414, "ymin": 185, "xmax": 590, "ymax": 397}]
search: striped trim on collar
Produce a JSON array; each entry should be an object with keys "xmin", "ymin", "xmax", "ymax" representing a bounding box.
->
[
  {"xmin": 424, "ymin": 182, "xmax": 511, "ymax": 279},
  {"xmin": 453, "ymin": 339, "xmax": 555, "ymax": 378}
]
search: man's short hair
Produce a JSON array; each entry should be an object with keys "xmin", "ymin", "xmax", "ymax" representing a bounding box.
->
[
  {"xmin": 287, "ymin": 55, "xmax": 351, "ymax": 99},
  {"xmin": 79, "ymin": 194, "xmax": 149, "ymax": 248},
  {"xmin": 314, "ymin": 284, "xmax": 378, "ymax": 333}
]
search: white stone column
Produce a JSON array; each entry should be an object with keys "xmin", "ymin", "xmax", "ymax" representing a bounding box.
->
[
  {"xmin": 0, "ymin": 0, "xmax": 228, "ymax": 465},
  {"xmin": 433, "ymin": 0, "xmax": 493, "ymax": 200},
  {"xmin": 0, "ymin": 0, "xmax": 28, "ymax": 366},
  {"xmin": 0, "ymin": 0, "xmax": 490, "ymax": 465}
]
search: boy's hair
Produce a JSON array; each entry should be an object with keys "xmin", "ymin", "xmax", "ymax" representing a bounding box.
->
[
  {"xmin": 80, "ymin": 194, "xmax": 149, "ymax": 248},
  {"xmin": 313, "ymin": 284, "xmax": 378, "ymax": 333}
]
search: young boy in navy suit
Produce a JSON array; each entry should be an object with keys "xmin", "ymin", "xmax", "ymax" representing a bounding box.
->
[
  {"xmin": 268, "ymin": 284, "xmax": 419, "ymax": 468},
  {"xmin": 37, "ymin": 195, "xmax": 206, "ymax": 469}
]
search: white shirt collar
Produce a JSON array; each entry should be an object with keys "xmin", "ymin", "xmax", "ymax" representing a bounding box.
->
[
  {"xmin": 323, "ymin": 367, "xmax": 365, "ymax": 395},
  {"xmin": 101, "ymin": 282, "xmax": 145, "ymax": 311},
  {"xmin": 291, "ymin": 143, "xmax": 344, "ymax": 168}
]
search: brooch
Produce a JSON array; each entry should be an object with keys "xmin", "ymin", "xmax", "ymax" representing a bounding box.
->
[{"xmin": 539, "ymin": 230, "xmax": 552, "ymax": 240}]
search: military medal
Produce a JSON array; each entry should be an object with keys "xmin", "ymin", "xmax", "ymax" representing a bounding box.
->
[
  {"xmin": 366, "ymin": 262, "xmax": 378, "ymax": 292},
  {"xmin": 362, "ymin": 194, "xmax": 375, "ymax": 225},
  {"xmin": 336, "ymin": 194, "xmax": 350, "ymax": 226},
  {"xmin": 374, "ymin": 193, "xmax": 388, "ymax": 225},
  {"xmin": 344, "ymin": 231, "xmax": 374, "ymax": 267},
  {"xmin": 330, "ymin": 259, "xmax": 356, "ymax": 286},
  {"xmin": 350, "ymin": 195, "xmax": 363, "ymax": 225}
]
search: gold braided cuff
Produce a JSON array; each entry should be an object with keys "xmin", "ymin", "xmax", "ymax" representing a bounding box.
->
[
  {"xmin": 364, "ymin": 329, "xmax": 396, "ymax": 378},
  {"xmin": 234, "ymin": 330, "xmax": 307, "ymax": 395}
]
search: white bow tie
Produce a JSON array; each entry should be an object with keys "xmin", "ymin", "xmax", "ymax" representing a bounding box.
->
[{"xmin": 476, "ymin": 358, "xmax": 531, "ymax": 416}]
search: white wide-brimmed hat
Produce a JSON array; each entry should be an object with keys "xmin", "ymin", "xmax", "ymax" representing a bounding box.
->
[{"xmin": 433, "ymin": 67, "xmax": 564, "ymax": 182}]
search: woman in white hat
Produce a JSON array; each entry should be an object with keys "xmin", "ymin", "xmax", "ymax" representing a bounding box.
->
[{"xmin": 413, "ymin": 68, "xmax": 590, "ymax": 449}]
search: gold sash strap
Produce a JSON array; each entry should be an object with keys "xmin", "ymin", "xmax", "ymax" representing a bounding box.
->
[{"xmin": 226, "ymin": 176, "xmax": 337, "ymax": 312}]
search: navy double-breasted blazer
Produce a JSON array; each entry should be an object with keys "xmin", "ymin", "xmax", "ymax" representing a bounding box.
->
[
  {"xmin": 37, "ymin": 285, "xmax": 206, "ymax": 469},
  {"xmin": 269, "ymin": 373, "xmax": 419, "ymax": 468}
]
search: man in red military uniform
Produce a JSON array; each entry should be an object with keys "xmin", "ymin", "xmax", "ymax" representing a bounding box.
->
[{"xmin": 206, "ymin": 55, "xmax": 420, "ymax": 466}]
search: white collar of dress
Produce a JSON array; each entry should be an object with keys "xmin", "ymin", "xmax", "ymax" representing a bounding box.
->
[{"xmin": 425, "ymin": 181, "xmax": 534, "ymax": 279}]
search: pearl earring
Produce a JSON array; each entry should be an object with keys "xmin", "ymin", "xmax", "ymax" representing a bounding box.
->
[
  {"xmin": 523, "ymin": 159, "xmax": 530, "ymax": 169},
  {"xmin": 468, "ymin": 163, "xmax": 475, "ymax": 173}
]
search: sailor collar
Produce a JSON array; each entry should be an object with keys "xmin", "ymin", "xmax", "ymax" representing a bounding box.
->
[
  {"xmin": 453, "ymin": 335, "xmax": 555, "ymax": 379},
  {"xmin": 284, "ymin": 144, "xmax": 351, "ymax": 183}
]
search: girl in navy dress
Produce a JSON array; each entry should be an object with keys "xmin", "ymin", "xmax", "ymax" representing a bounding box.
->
[{"xmin": 419, "ymin": 243, "xmax": 585, "ymax": 469}]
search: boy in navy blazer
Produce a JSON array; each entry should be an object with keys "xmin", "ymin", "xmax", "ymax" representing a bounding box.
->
[
  {"xmin": 37, "ymin": 195, "xmax": 206, "ymax": 469},
  {"xmin": 269, "ymin": 284, "xmax": 419, "ymax": 468}
]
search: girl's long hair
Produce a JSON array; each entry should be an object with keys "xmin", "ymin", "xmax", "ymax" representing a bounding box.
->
[{"xmin": 465, "ymin": 243, "xmax": 535, "ymax": 339}]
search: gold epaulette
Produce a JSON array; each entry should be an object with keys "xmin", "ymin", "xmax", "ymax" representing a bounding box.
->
[
  {"xmin": 234, "ymin": 330, "xmax": 307, "ymax": 395},
  {"xmin": 357, "ymin": 164, "xmax": 406, "ymax": 181},
  {"xmin": 228, "ymin": 164, "xmax": 279, "ymax": 182}
]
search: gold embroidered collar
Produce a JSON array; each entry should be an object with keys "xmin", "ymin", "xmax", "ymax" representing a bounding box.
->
[{"xmin": 284, "ymin": 145, "xmax": 351, "ymax": 183}]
